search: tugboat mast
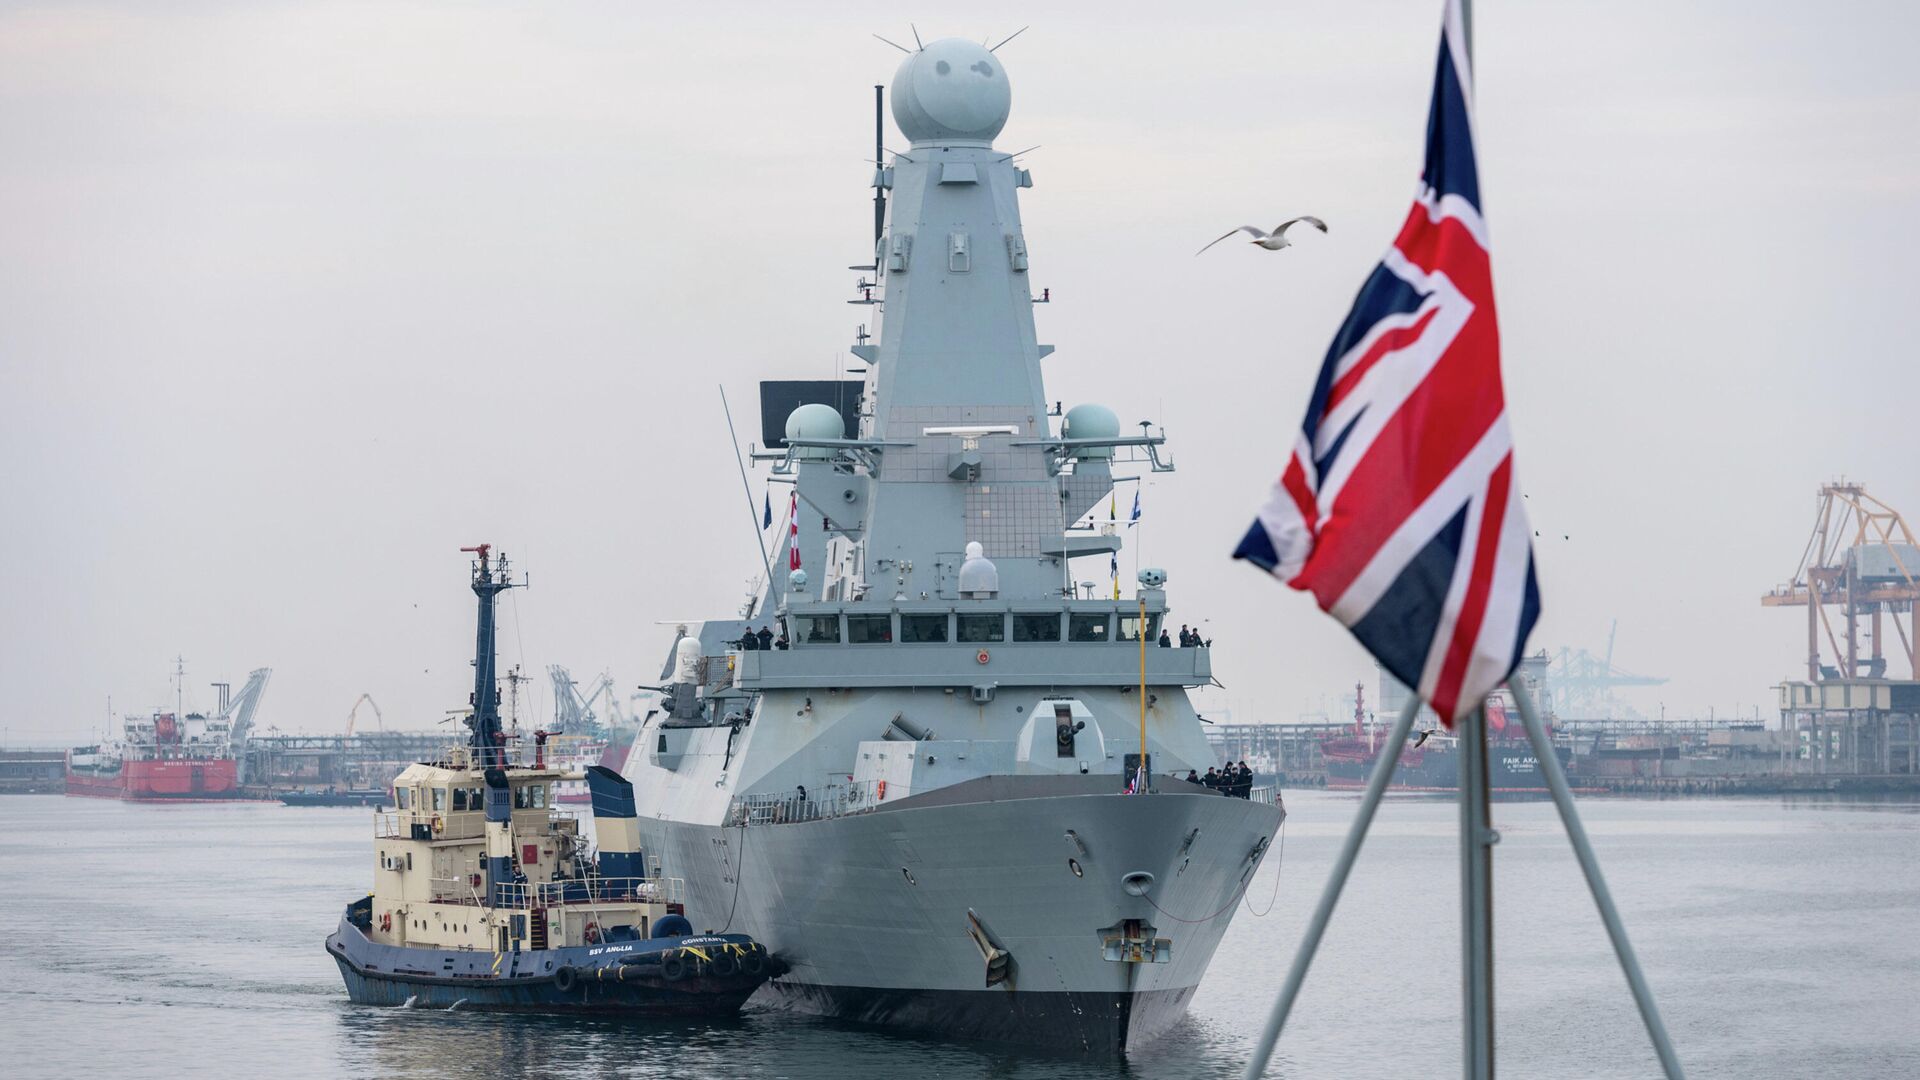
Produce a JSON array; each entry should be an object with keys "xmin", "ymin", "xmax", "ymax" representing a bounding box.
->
[{"xmin": 461, "ymin": 544, "xmax": 517, "ymax": 767}]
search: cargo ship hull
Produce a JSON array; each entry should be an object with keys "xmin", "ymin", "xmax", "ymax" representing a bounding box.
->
[
  {"xmin": 65, "ymin": 757, "xmax": 248, "ymax": 800},
  {"xmin": 1324, "ymin": 737, "xmax": 1570, "ymax": 793}
]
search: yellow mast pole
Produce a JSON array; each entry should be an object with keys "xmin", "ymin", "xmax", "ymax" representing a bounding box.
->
[{"xmin": 1138, "ymin": 594, "xmax": 1148, "ymax": 791}]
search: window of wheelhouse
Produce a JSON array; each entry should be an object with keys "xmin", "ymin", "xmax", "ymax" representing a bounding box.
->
[
  {"xmin": 801, "ymin": 615, "xmax": 841, "ymax": 644},
  {"xmin": 900, "ymin": 614, "xmax": 949, "ymax": 643},
  {"xmin": 395, "ymin": 787, "xmax": 412, "ymax": 810},
  {"xmin": 431, "ymin": 787, "xmax": 448, "ymax": 812},
  {"xmin": 1068, "ymin": 614, "xmax": 1111, "ymax": 642},
  {"xmin": 847, "ymin": 614, "xmax": 893, "ymax": 644},
  {"xmin": 512, "ymin": 784, "xmax": 549, "ymax": 810},
  {"xmin": 956, "ymin": 614, "xmax": 1005, "ymax": 643},
  {"xmin": 1012, "ymin": 613, "xmax": 1062, "ymax": 642},
  {"xmin": 1118, "ymin": 614, "xmax": 1162, "ymax": 642}
]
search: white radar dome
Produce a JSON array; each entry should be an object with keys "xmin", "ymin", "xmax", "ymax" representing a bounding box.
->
[
  {"xmin": 1062, "ymin": 403, "xmax": 1120, "ymax": 459},
  {"xmin": 785, "ymin": 402, "xmax": 845, "ymax": 461},
  {"xmin": 958, "ymin": 541, "xmax": 1000, "ymax": 597},
  {"xmin": 891, "ymin": 38, "xmax": 1012, "ymax": 146}
]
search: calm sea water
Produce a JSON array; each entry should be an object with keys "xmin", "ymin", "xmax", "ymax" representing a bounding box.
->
[{"xmin": 4, "ymin": 791, "xmax": 1915, "ymax": 1079}]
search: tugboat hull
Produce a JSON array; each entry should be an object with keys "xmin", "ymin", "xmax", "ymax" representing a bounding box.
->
[{"xmin": 327, "ymin": 918, "xmax": 769, "ymax": 1016}]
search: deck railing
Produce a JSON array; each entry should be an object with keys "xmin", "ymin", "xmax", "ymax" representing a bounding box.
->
[
  {"xmin": 1249, "ymin": 784, "xmax": 1282, "ymax": 806},
  {"xmin": 374, "ymin": 807, "xmax": 580, "ymax": 842},
  {"xmin": 725, "ymin": 780, "xmax": 886, "ymax": 827},
  {"xmin": 426, "ymin": 875, "xmax": 686, "ymax": 910}
]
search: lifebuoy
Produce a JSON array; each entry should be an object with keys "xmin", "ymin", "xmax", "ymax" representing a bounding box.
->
[
  {"xmin": 583, "ymin": 921, "xmax": 600, "ymax": 945},
  {"xmin": 430, "ymin": 815, "xmax": 444, "ymax": 836},
  {"xmin": 877, "ymin": 780, "xmax": 887, "ymax": 800},
  {"xmin": 379, "ymin": 912, "xmax": 392, "ymax": 932},
  {"xmin": 660, "ymin": 954, "xmax": 688, "ymax": 981},
  {"xmin": 553, "ymin": 965, "xmax": 578, "ymax": 993},
  {"xmin": 976, "ymin": 649, "xmax": 991, "ymax": 665}
]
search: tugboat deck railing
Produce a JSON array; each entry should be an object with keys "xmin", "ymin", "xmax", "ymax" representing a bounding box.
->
[
  {"xmin": 426, "ymin": 875, "xmax": 686, "ymax": 909},
  {"xmin": 374, "ymin": 808, "xmax": 581, "ymax": 842}
]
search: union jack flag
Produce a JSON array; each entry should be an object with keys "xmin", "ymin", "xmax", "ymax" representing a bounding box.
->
[{"xmin": 1233, "ymin": 0, "xmax": 1539, "ymax": 726}]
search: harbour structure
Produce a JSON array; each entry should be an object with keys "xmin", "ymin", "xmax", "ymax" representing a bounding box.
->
[
  {"xmin": 1763, "ymin": 482, "xmax": 1920, "ymax": 777},
  {"xmin": 626, "ymin": 38, "xmax": 1283, "ymax": 1055},
  {"xmin": 547, "ymin": 666, "xmax": 642, "ymax": 804},
  {"xmin": 326, "ymin": 545, "xmax": 774, "ymax": 1013},
  {"xmin": 65, "ymin": 665, "xmax": 272, "ymax": 800}
]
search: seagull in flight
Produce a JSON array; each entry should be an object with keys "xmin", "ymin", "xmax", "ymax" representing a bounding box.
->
[{"xmin": 1197, "ymin": 216, "xmax": 1329, "ymax": 255}]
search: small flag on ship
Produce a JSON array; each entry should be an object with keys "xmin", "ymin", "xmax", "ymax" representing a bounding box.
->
[{"xmin": 788, "ymin": 492, "xmax": 801, "ymax": 571}]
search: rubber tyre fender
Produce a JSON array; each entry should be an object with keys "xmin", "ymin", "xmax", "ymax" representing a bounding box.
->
[
  {"xmin": 659, "ymin": 954, "xmax": 688, "ymax": 982},
  {"xmin": 741, "ymin": 950, "xmax": 766, "ymax": 976},
  {"xmin": 553, "ymin": 965, "xmax": 579, "ymax": 993},
  {"xmin": 709, "ymin": 952, "xmax": 739, "ymax": 978}
]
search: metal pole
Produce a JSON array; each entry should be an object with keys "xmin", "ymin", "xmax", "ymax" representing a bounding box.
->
[
  {"xmin": 1507, "ymin": 679, "xmax": 1687, "ymax": 1079},
  {"xmin": 1243, "ymin": 696, "xmax": 1421, "ymax": 1080},
  {"xmin": 873, "ymin": 85, "xmax": 886, "ymax": 246},
  {"xmin": 1458, "ymin": 706, "xmax": 1494, "ymax": 1080},
  {"xmin": 718, "ymin": 384, "xmax": 777, "ymax": 613}
]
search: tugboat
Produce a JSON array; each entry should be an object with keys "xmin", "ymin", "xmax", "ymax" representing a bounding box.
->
[{"xmin": 326, "ymin": 545, "xmax": 776, "ymax": 1013}]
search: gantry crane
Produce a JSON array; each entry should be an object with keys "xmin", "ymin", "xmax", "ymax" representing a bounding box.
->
[
  {"xmin": 345, "ymin": 693, "xmax": 384, "ymax": 737},
  {"xmin": 1761, "ymin": 482, "xmax": 1920, "ymax": 681}
]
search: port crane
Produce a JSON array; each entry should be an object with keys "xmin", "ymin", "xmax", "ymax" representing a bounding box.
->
[
  {"xmin": 344, "ymin": 693, "xmax": 384, "ymax": 737},
  {"xmin": 1761, "ymin": 481, "xmax": 1920, "ymax": 681}
]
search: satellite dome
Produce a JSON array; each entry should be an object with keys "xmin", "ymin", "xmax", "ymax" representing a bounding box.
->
[
  {"xmin": 957, "ymin": 541, "xmax": 1000, "ymax": 597},
  {"xmin": 891, "ymin": 38, "xmax": 1011, "ymax": 146},
  {"xmin": 785, "ymin": 402, "xmax": 845, "ymax": 460},
  {"xmin": 1062, "ymin": 403, "xmax": 1120, "ymax": 459}
]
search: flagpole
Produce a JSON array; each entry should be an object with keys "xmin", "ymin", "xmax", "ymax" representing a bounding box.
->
[
  {"xmin": 1449, "ymin": 6, "xmax": 1495, "ymax": 1074},
  {"xmin": 1508, "ymin": 680, "xmax": 1686, "ymax": 1078},
  {"xmin": 1242, "ymin": 696, "xmax": 1421, "ymax": 1080},
  {"xmin": 719, "ymin": 384, "xmax": 777, "ymax": 612},
  {"xmin": 1459, "ymin": 705, "xmax": 1494, "ymax": 1080}
]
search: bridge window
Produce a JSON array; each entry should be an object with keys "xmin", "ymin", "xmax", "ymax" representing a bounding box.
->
[
  {"xmin": 900, "ymin": 615, "xmax": 949, "ymax": 643},
  {"xmin": 452, "ymin": 787, "xmax": 469, "ymax": 812},
  {"xmin": 1118, "ymin": 614, "xmax": 1162, "ymax": 642},
  {"xmin": 1013, "ymin": 613, "xmax": 1062, "ymax": 642},
  {"xmin": 512, "ymin": 784, "xmax": 549, "ymax": 810},
  {"xmin": 1069, "ymin": 614, "xmax": 1111, "ymax": 642},
  {"xmin": 801, "ymin": 615, "xmax": 840, "ymax": 644},
  {"xmin": 395, "ymin": 787, "xmax": 412, "ymax": 810},
  {"xmin": 431, "ymin": 787, "xmax": 448, "ymax": 812},
  {"xmin": 848, "ymin": 615, "xmax": 893, "ymax": 644},
  {"xmin": 956, "ymin": 614, "xmax": 1004, "ymax": 643}
]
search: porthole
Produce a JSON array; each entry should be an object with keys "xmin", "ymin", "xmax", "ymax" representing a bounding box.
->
[{"xmin": 1068, "ymin": 858, "xmax": 1084, "ymax": 878}]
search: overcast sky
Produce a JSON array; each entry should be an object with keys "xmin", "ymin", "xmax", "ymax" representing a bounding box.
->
[{"xmin": 2, "ymin": 0, "xmax": 1914, "ymax": 743}]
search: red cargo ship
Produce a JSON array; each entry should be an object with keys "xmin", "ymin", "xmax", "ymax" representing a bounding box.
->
[{"xmin": 66, "ymin": 667, "xmax": 272, "ymax": 801}]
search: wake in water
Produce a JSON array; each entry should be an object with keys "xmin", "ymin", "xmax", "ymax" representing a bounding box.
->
[{"xmin": 401, "ymin": 995, "xmax": 418, "ymax": 1009}]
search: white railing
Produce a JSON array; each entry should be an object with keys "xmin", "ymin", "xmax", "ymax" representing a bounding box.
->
[
  {"xmin": 374, "ymin": 807, "xmax": 583, "ymax": 842},
  {"xmin": 725, "ymin": 780, "xmax": 888, "ymax": 827},
  {"xmin": 1250, "ymin": 784, "xmax": 1281, "ymax": 806},
  {"xmin": 426, "ymin": 874, "xmax": 685, "ymax": 910}
]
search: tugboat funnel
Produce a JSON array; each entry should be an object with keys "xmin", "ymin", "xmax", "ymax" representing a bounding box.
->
[{"xmin": 586, "ymin": 765, "xmax": 645, "ymax": 879}]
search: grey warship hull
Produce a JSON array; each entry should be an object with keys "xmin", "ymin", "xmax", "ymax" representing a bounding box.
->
[{"xmin": 642, "ymin": 779, "xmax": 1281, "ymax": 1053}]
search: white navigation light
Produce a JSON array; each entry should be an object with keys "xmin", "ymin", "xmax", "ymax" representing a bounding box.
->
[
  {"xmin": 785, "ymin": 402, "xmax": 845, "ymax": 461},
  {"xmin": 958, "ymin": 540, "xmax": 1000, "ymax": 597},
  {"xmin": 891, "ymin": 38, "xmax": 1012, "ymax": 146},
  {"xmin": 1061, "ymin": 403, "xmax": 1120, "ymax": 459}
]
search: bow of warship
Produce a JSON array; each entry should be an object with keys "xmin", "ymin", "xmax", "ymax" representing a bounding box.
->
[{"xmin": 628, "ymin": 36, "xmax": 1284, "ymax": 1055}]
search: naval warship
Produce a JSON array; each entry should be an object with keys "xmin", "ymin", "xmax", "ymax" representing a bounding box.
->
[{"xmin": 627, "ymin": 37, "xmax": 1285, "ymax": 1054}]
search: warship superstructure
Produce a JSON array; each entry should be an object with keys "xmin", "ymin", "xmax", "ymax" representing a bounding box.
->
[{"xmin": 627, "ymin": 38, "xmax": 1284, "ymax": 1053}]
